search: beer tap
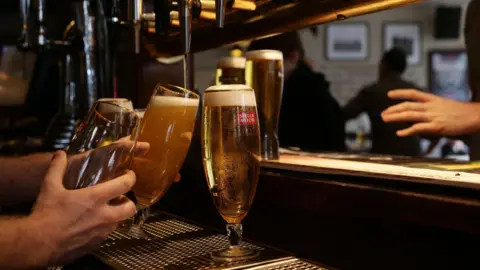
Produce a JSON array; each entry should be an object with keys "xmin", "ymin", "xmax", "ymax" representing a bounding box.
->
[
  {"xmin": 37, "ymin": 0, "xmax": 47, "ymax": 48},
  {"xmin": 215, "ymin": 0, "xmax": 226, "ymax": 27},
  {"xmin": 19, "ymin": 0, "xmax": 33, "ymax": 50}
]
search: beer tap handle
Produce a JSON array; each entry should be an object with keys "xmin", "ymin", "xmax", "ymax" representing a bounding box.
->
[
  {"xmin": 134, "ymin": 0, "xmax": 144, "ymax": 54},
  {"xmin": 215, "ymin": 0, "xmax": 226, "ymax": 27},
  {"xmin": 179, "ymin": 0, "xmax": 192, "ymax": 53},
  {"xmin": 154, "ymin": 0, "xmax": 172, "ymax": 35},
  {"xmin": 37, "ymin": 0, "xmax": 48, "ymax": 47},
  {"xmin": 19, "ymin": 0, "xmax": 33, "ymax": 50}
]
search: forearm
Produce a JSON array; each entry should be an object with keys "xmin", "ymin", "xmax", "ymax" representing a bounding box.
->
[
  {"xmin": 463, "ymin": 102, "xmax": 480, "ymax": 135},
  {"xmin": 0, "ymin": 216, "xmax": 50, "ymax": 269},
  {"xmin": 0, "ymin": 153, "xmax": 53, "ymax": 206}
]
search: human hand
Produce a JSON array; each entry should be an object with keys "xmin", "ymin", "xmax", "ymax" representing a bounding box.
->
[
  {"xmin": 25, "ymin": 150, "xmax": 137, "ymax": 267},
  {"xmin": 381, "ymin": 89, "xmax": 480, "ymax": 137}
]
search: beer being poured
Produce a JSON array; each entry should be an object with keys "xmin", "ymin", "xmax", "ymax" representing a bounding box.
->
[
  {"xmin": 202, "ymin": 84, "xmax": 261, "ymax": 224},
  {"xmin": 132, "ymin": 94, "xmax": 199, "ymax": 206}
]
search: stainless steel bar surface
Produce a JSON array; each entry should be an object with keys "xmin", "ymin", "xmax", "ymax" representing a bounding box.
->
[{"xmin": 94, "ymin": 211, "xmax": 328, "ymax": 269}]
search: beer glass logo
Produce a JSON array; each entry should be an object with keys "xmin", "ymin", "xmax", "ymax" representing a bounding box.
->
[{"xmin": 238, "ymin": 111, "xmax": 257, "ymax": 125}]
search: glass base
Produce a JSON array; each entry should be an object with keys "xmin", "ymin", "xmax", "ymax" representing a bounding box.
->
[
  {"xmin": 117, "ymin": 224, "xmax": 152, "ymax": 240},
  {"xmin": 211, "ymin": 246, "xmax": 259, "ymax": 262}
]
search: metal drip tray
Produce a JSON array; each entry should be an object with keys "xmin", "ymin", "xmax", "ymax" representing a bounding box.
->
[{"xmin": 94, "ymin": 212, "xmax": 327, "ymax": 270}]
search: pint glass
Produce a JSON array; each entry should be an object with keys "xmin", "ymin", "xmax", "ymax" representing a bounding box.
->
[
  {"xmin": 127, "ymin": 84, "xmax": 199, "ymax": 238},
  {"xmin": 216, "ymin": 56, "xmax": 246, "ymax": 85},
  {"xmin": 245, "ymin": 50, "xmax": 284, "ymax": 160}
]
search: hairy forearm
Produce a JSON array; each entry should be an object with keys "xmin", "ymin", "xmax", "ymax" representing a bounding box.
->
[
  {"xmin": 0, "ymin": 153, "xmax": 53, "ymax": 206},
  {"xmin": 0, "ymin": 216, "xmax": 50, "ymax": 269}
]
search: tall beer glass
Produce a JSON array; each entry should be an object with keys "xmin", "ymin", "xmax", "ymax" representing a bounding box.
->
[
  {"xmin": 216, "ymin": 56, "xmax": 246, "ymax": 85},
  {"xmin": 128, "ymin": 84, "xmax": 199, "ymax": 238},
  {"xmin": 245, "ymin": 50, "xmax": 284, "ymax": 160},
  {"xmin": 202, "ymin": 84, "xmax": 261, "ymax": 261},
  {"xmin": 65, "ymin": 101, "xmax": 140, "ymax": 189}
]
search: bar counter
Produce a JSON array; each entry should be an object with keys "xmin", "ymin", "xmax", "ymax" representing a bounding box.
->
[
  {"xmin": 155, "ymin": 144, "xmax": 480, "ymax": 270},
  {"xmin": 67, "ymin": 148, "xmax": 480, "ymax": 269}
]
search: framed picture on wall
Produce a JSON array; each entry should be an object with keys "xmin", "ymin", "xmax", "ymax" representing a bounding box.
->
[
  {"xmin": 383, "ymin": 22, "xmax": 422, "ymax": 65},
  {"xmin": 428, "ymin": 49, "xmax": 470, "ymax": 102},
  {"xmin": 325, "ymin": 23, "xmax": 369, "ymax": 61}
]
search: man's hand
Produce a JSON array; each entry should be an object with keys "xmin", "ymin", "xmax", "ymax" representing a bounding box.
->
[
  {"xmin": 65, "ymin": 139, "xmax": 149, "ymax": 189},
  {"xmin": 381, "ymin": 89, "xmax": 480, "ymax": 137},
  {"xmin": 24, "ymin": 150, "xmax": 137, "ymax": 267}
]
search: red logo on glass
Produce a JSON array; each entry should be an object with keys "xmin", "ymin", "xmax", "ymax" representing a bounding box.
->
[{"xmin": 238, "ymin": 111, "xmax": 257, "ymax": 125}]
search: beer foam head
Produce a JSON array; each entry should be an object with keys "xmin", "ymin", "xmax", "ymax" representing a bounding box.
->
[
  {"xmin": 204, "ymin": 84, "xmax": 256, "ymax": 107},
  {"xmin": 217, "ymin": 56, "xmax": 246, "ymax": 69},
  {"xmin": 97, "ymin": 101, "xmax": 134, "ymax": 114},
  {"xmin": 150, "ymin": 95, "xmax": 199, "ymax": 108},
  {"xmin": 97, "ymin": 98, "xmax": 134, "ymax": 111},
  {"xmin": 245, "ymin": 50, "xmax": 283, "ymax": 61}
]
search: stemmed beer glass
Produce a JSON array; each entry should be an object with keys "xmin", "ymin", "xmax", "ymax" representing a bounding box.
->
[
  {"xmin": 201, "ymin": 84, "xmax": 261, "ymax": 261},
  {"xmin": 126, "ymin": 84, "xmax": 200, "ymax": 238},
  {"xmin": 64, "ymin": 100, "xmax": 141, "ymax": 190}
]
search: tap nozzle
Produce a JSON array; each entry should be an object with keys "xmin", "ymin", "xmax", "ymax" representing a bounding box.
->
[
  {"xmin": 179, "ymin": 0, "xmax": 192, "ymax": 53},
  {"xmin": 19, "ymin": 0, "xmax": 33, "ymax": 50},
  {"xmin": 215, "ymin": 0, "xmax": 226, "ymax": 27}
]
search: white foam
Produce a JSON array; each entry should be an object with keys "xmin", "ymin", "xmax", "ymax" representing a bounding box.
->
[
  {"xmin": 204, "ymin": 84, "xmax": 256, "ymax": 107},
  {"xmin": 150, "ymin": 95, "xmax": 199, "ymax": 108},
  {"xmin": 217, "ymin": 56, "xmax": 246, "ymax": 69},
  {"xmin": 245, "ymin": 50, "xmax": 283, "ymax": 61},
  {"xmin": 97, "ymin": 98, "xmax": 134, "ymax": 111}
]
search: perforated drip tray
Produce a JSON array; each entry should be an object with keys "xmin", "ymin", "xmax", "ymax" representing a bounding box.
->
[{"xmin": 94, "ymin": 212, "xmax": 327, "ymax": 270}]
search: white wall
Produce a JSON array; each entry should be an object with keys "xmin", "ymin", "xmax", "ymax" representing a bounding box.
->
[{"xmin": 194, "ymin": 2, "xmax": 468, "ymax": 105}]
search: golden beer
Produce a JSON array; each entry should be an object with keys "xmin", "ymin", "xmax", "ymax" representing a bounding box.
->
[
  {"xmin": 202, "ymin": 84, "xmax": 261, "ymax": 224},
  {"xmin": 245, "ymin": 50, "xmax": 283, "ymax": 160},
  {"xmin": 216, "ymin": 56, "xmax": 246, "ymax": 85},
  {"xmin": 132, "ymin": 95, "xmax": 199, "ymax": 206}
]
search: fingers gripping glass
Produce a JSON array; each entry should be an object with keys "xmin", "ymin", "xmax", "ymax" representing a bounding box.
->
[
  {"xmin": 201, "ymin": 84, "xmax": 261, "ymax": 261},
  {"xmin": 123, "ymin": 84, "xmax": 200, "ymax": 239},
  {"xmin": 64, "ymin": 101, "xmax": 140, "ymax": 189}
]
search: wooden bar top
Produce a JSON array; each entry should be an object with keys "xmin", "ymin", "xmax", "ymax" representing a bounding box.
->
[{"xmin": 262, "ymin": 150, "xmax": 480, "ymax": 190}]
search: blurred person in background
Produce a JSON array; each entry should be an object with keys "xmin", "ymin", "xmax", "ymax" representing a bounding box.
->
[
  {"xmin": 381, "ymin": 0, "xmax": 480, "ymax": 160},
  {"xmin": 247, "ymin": 31, "xmax": 345, "ymax": 152},
  {"xmin": 344, "ymin": 47, "xmax": 422, "ymax": 156}
]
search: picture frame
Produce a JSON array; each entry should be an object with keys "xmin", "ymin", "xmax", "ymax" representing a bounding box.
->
[
  {"xmin": 325, "ymin": 22, "xmax": 369, "ymax": 61},
  {"xmin": 428, "ymin": 49, "xmax": 471, "ymax": 102},
  {"xmin": 383, "ymin": 22, "xmax": 422, "ymax": 65}
]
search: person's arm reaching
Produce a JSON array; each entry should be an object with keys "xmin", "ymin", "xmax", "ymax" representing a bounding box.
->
[
  {"xmin": 343, "ymin": 88, "xmax": 368, "ymax": 120},
  {"xmin": 381, "ymin": 89, "xmax": 480, "ymax": 137},
  {"xmin": 0, "ymin": 153, "xmax": 53, "ymax": 206},
  {"xmin": 0, "ymin": 151, "xmax": 137, "ymax": 269}
]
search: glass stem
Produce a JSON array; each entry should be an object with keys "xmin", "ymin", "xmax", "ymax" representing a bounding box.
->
[
  {"xmin": 226, "ymin": 223, "xmax": 242, "ymax": 248},
  {"xmin": 133, "ymin": 205, "xmax": 149, "ymax": 227}
]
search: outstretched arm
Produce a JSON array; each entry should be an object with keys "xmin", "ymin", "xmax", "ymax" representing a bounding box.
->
[
  {"xmin": 382, "ymin": 89, "xmax": 480, "ymax": 137},
  {"xmin": 0, "ymin": 153, "xmax": 53, "ymax": 206}
]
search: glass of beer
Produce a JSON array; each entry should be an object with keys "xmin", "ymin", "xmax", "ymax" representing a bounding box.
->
[
  {"xmin": 64, "ymin": 100, "xmax": 141, "ymax": 189},
  {"xmin": 245, "ymin": 50, "xmax": 284, "ymax": 160},
  {"xmin": 127, "ymin": 84, "xmax": 200, "ymax": 238},
  {"xmin": 202, "ymin": 84, "xmax": 261, "ymax": 261},
  {"xmin": 216, "ymin": 56, "xmax": 246, "ymax": 85}
]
